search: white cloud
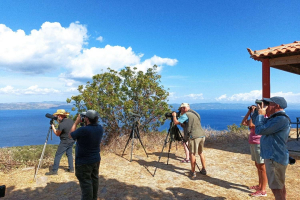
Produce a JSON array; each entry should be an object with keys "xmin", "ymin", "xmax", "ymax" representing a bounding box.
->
[
  {"xmin": 133, "ymin": 55, "xmax": 178, "ymax": 73},
  {"xmin": 0, "ymin": 22, "xmax": 87, "ymax": 74},
  {"xmin": 96, "ymin": 36, "xmax": 103, "ymax": 42},
  {"xmin": 215, "ymin": 94, "xmax": 227, "ymax": 101},
  {"xmin": 184, "ymin": 93, "xmax": 204, "ymax": 100},
  {"xmin": 215, "ymin": 90, "xmax": 300, "ymax": 103},
  {"xmin": 0, "ymin": 22, "xmax": 177, "ymax": 79},
  {"xmin": 68, "ymin": 45, "xmax": 142, "ymax": 78},
  {"xmin": 0, "ymin": 85, "xmax": 60, "ymax": 95}
]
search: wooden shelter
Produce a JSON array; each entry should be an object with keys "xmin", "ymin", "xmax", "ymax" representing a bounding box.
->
[{"xmin": 247, "ymin": 41, "xmax": 300, "ymax": 98}]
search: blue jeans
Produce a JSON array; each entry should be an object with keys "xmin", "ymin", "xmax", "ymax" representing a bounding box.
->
[
  {"xmin": 75, "ymin": 161, "xmax": 100, "ymax": 200},
  {"xmin": 52, "ymin": 141, "xmax": 75, "ymax": 172}
]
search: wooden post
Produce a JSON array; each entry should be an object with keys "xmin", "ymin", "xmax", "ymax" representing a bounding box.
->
[{"xmin": 262, "ymin": 59, "xmax": 270, "ymax": 98}]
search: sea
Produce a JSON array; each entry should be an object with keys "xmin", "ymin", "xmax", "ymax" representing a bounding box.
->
[{"xmin": 1, "ymin": 108, "xmax": 300, "ymax": 148}]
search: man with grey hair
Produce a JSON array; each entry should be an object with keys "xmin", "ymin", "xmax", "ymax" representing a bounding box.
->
[
  {"xmin": 69, "ymin": 110, "xmax": 103, "ymax": 200},
  {"xmin": 252, "ymin": 97, "xmax": 290, "ymax": 200},
  {"xmin": 172, "ymin": 103, "xmax": 207, "ymax": 179}
]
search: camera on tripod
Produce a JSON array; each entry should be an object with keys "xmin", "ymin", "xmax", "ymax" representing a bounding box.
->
[
  {"xmin": 165, "ymin": 111, "xmax": 180, "ymax": 119},
  {"xmin": 45, "ymin": 113, "xmax": 58, "ymax": 125}
]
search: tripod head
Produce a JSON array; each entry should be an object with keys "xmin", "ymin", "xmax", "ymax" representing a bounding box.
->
[{"xmin": 129, "ymin": 112, "xmax": 141, "ymax": 124}]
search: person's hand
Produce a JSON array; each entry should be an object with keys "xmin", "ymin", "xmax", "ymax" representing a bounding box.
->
[
  {"xmin": 257, "ymin": 102, "xmax": 268, "ymax": 115},
  {"xmin": 75, "ymin": 114, "xmax": 81, "ymax": 124}
]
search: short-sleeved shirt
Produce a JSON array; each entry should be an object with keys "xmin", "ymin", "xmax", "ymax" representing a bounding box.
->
[
  {"xmin": 178, "ymin": 114, "xmax": 188, "ymax": 124},
  {"xmin": 71, "ymin": 124, "xmax": 103, "ymax": 165},
  {"xmin": 58, "ymin": 118, "xmax": 75, "ymax": 143}
]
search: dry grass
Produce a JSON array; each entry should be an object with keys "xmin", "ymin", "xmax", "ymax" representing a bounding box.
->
[{"xmin": 0, "ymin": 129, "xmax": 299, "ymax": 199}]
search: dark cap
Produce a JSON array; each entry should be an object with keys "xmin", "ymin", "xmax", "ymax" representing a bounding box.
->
[
  {"xmin": 263, "ymin": 96, "xmax": 287, "ymax": 109},
  {"xmin": 81, "ymin": 110, "xmax": 99, "ymax": 119}
]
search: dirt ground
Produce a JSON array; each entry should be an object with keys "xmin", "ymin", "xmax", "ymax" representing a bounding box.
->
[{"xmin": 1, "ymin": 133, "xmax": 300, "ymax": 200}]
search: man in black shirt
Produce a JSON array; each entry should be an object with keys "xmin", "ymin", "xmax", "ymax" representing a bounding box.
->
[{"xmin": 47, "ymin": 109, "xmax": 75, "ymax": 175}]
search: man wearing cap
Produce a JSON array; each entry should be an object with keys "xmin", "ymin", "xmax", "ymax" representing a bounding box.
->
[
  {"xmin": 252, "ymin": 97, "xmax": 290, "ymax": 200},
  {"xmin": 69, "ymin": 110, "xmax": 103, "ymax": 200},
  {"xmin": 47, "ymin": 109, "xmax": 75, "ymax": 175},
  {"xmin": 172, "ymin": 103, "xmax": 207, "ymax": 179}
]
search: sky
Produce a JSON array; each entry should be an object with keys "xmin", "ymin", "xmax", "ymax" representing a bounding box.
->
[{"xmin": 1, "ymin": 0, "xmax": 300, "ymax": 104}]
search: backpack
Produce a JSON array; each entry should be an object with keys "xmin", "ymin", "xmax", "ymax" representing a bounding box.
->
[{"xmin": 170, "ymin": 124, "xmax": 182, "ymax": 142}]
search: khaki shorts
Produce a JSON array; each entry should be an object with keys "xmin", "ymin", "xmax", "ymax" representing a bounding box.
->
[
  {"xmin": 250, "ymin": 144, "xmax": 264, "ymax": 164},
  {"xmin": 265, "ymin": 159, "xmax": 287, "ymax": 189},
  {"xmin": 189, "ymin": 137, "xmax": 205, "ymax": 154}
]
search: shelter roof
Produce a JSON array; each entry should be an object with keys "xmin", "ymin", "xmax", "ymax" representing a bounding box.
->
[
  {"xmin": 247, "ymin": 41, "xmax": 300, "ymax": 75},
  {"xmin": 247, "ymin": 41, "xmax": 300, "ymax": 61}
]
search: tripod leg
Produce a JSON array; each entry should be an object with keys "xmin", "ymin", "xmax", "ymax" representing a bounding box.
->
[
  {"xmin": 34, "ymin": 127, "xmax": 51, "ymax": 181},
  {"xmin": 135, "ymin": 125, "xmax": 148, "ymax": 157},
  {"xmin": 153, "ymin": 129, "xmax": 171, "ymax": 177},
  {"xmin": 167, "ymin": 139, "xmax": 172, "ymax": 165},
  {"xmin": 130, "ymin": 129, "xmax": 135, "ymax": 162},
  {"xmin": 122, "ymin": 128, "xmax": 133, "ymax": 157}
]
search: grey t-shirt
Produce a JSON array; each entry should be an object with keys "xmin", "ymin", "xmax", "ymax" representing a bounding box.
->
[{"xmin": 58, "ymin": 118, "xmax": 75, "ymax": 142}]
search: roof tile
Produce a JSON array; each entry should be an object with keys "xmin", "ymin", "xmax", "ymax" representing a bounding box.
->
[{"xmin": 247, "ymin": 41, "xmax": 300, "ymax": 61}]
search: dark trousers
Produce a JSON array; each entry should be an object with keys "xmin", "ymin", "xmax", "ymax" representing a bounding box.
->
[
  {"xmin": 52, "ymin": 141, "xmax": 75, "ymax": 172},
  {"xmin": 75, "ymin": 161, "xmax": 100, "ymax": 200}
]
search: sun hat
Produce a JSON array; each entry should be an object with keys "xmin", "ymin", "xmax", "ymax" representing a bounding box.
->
[
  {"xmin": 81, "ymin": 110, "xmax": 99, "ymax": 119},
  {"xmin": 263, "ymin": 96, "xmax": 287, "ymax": 109},
  {"xmin": 178, "ymin": 103, "xmax": 190, "ymax": 110},
  {"xmin": 53, "ymin": 109, "xmax": 70, "ymax": 116}
]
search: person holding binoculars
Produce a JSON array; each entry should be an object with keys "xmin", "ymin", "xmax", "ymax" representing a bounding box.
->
[{"xmin": 241, "ymin": 105, "xmax": 267, "ymax": 197}]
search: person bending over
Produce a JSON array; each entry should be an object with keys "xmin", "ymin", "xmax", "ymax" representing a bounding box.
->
[{"xmin": 172, "ymin": 103, "xmax": 206, "ymax": 179}]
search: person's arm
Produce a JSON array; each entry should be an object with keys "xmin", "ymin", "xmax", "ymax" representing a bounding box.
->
[
  {"xmin": 52, "ymin": 124, "xmax": 62, "ymax": 136},
  {"xmin": 172, "ymin": 112, "xmax": 181, "ymax": 125},
  {"xmin": 241, "ymin": 109, "xmax": 251, "ymax": 126},
  {"xmin": 255, "ymin": 115, "xmax": 289, "ymax": 135},
  {"xmin": 68, "ymin": 114, "xmax": 81, "ymax": 139},
  {"xmin": 172, "ymin": 113, "xmax": 188, "ymax": 125}
]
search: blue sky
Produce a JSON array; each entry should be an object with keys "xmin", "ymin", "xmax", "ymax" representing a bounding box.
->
[{"xmin": 1, "ymin": 0, "xmax": 300, "ymax": 104}]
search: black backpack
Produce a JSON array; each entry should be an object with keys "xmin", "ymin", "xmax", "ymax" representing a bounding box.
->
[{"xmin": 170, "ymin": 124, "xmax": 182, "ymax": 142}]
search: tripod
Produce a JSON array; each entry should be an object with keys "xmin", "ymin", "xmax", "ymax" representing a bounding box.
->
[
  {"xmin": 153, "ymin": 120, "xmax": 200, "ymax": 177},
  {"xmin": 122, "ymin": 117, "xmax": 148, "ymax": 162},
  {"xmin": 34, "ymin": 122, "xmax": 53, "ymax": 181}
]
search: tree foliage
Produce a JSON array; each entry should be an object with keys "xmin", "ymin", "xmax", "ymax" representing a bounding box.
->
[{"xmin": 67, "ymin": 65, "xmax": 171, "ymax": 144}]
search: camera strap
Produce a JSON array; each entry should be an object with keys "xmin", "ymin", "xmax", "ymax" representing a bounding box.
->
[{"xmin": 187, "ymin": 109, "xmax": 201, "ymax": 122}]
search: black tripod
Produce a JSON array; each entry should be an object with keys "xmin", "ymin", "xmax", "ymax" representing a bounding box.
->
[
  {"xmin": 34, "ymin": 121, "xmax": 53, "ymax": 181},
  {"xmin": 122, "ymin": 115, "xmax": 148, "ymax": 162},
  {"xmin": 153, "ymin": 120, "xmax": 200, "ymax": 177}
]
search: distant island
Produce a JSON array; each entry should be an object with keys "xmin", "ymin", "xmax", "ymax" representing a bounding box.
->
[
  {"xmin": 1, "ymin": 101, "xmax": 300, "ymax": 110},
  {"xmin": 0, "ymin": 101, "xmax": 73, "ymax": 110}
]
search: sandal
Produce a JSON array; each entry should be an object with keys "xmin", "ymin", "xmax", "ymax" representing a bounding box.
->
[{"xmin": 180, "ymin": 158, "xmax": 190, "ymax": 163}]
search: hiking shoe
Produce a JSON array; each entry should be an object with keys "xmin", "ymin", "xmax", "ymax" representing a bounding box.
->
[
  {"xmin": 249, "ymin": 185, "xmax": 260, "ymax": 191},
  {"xmin": 65, "ymin": 169, "xmax": 74, "ymax": 173},
  {"xmin": 188, "ymin": 171, "xmax": 196, "ymax": 179},
  {"xmin": 250, "ymin": 190, "xmax": 267, "ymax": 197},
  {"xmin": 200, "ymin": 168, "xmax": 207, "ymax": 175},
  {"xmin": 46, "ymin": 171, "xmax": 58, "ymax": 175}
]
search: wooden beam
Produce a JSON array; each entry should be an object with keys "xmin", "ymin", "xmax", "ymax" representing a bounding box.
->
[
  {"xmin": 262, "ymin": 59, "xmax": 270, "ymax": 98},
  {"xmin": 270, "ymin": 55, "xmax": 300, "ymax": 66},
  {"xmin": 272, "ymin": 64, "xmax": 300, "ymax": 75}
]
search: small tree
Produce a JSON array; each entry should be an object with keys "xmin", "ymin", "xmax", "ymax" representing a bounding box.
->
[{"xmin": 67, "ymin": 65, "xmax": 171, "ymax": 144}]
